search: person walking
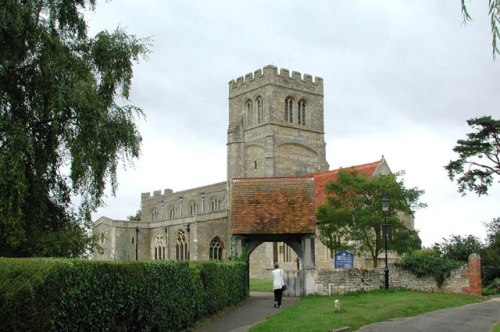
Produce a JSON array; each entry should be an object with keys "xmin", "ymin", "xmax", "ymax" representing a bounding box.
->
[{"xmin": 272, "ymin": 262, "xmax": 285, "ymax": 308}]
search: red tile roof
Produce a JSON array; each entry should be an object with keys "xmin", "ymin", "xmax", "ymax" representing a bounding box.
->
[
  {"xmin": 312, "ymin": 161, "xmax": 380, "ymax": 208},
  {"xmin": 230, "ymin": 160, "xmax": 381, "ymax": 235},
  {"xmin": 312, "ymin": 161, "xmax": 381, "ymax": 208},
  {"xmin": 230, "ymin": 177, "xmax": 316, "ymax": 235}
]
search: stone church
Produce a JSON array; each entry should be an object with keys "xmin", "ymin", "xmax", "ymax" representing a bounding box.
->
[{"xmin": 93, "ymin": 65, "xmax": 403, "ymax": 282}]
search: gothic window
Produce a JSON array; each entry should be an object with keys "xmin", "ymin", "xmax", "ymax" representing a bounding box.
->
[
  {"xmin": 209, "ymin": 237, "xmax": 223, "ymax": 260},
  {"xmin": 151, "ymin": 209, "xmax": 159, "ymax": 221},
  {"xmin": 176, "ymin": 230, "xmax": 189, "ymax": 260},
  {"xmin": 168, "ymin": 206, "xmax": 175, "ymax": 220},
  {"xmin": 298, "ymin": 99, "xmax": 306, "ymax": 125},
  {"xmin": 245, "ymin": 99, "xmax": 253, "ymax": 126},
  {"xmin": 285, "ymin": 97, "xmax": 293, "ymax": 123},
  {"xmin": 152, "ymin": 232, "xmax": 167, "ymax": 260},
  {"xmin": 210, "ymin": 198, "xmax": 222, "ymax": 212},
  {"xmin": 189, "ymin": 201, "xmax": 198, "ymax": 216},
  {"xmin": 256, "ymin": 96, "xmax": 263, "ymax": 124}
]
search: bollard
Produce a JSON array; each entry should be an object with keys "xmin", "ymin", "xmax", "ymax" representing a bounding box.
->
[{"xmin": 334, "ymin": 299, "xmax": 341, "ymax": 312}]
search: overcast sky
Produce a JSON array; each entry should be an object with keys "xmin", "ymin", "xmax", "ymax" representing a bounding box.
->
[{"xmin": 88, "ymin": 0, "xmax": 499, "ymax": 247}]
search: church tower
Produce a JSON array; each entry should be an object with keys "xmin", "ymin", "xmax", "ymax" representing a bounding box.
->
[{"xmin": 227, "ymin": 65, "xmax": 329, "ymax": 181}]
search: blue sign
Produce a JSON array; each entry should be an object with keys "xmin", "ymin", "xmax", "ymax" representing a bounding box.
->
[{"xmin": 334, "ymin": 251, "xmax": 354, "ymax": 269}]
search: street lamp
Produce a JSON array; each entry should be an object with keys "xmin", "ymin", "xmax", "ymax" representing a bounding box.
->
[{"xmin": 381, "ymin": 195, "xmax": 390, "ymax": 289}]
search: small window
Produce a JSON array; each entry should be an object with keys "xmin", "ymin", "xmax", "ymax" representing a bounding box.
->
[
  {"xmin": 210, "ymin": 198, "xmax": 222, "ymax": 212},
  {"xmin": 246, "ymin": 99, "xmax": 253, "ymax": 126},
  {"xmin": 168, "ymin": 207, "xmax": 175, "ymax": 219},
  {"xmin": 256, "ymin": 96, "xmax": 263, "ymax": 123},
  {"xmin": 189, "ymin": 201, "xmax": 198, "ymax": 216},
  {"xmin": 151, "ymin": 210, "xmax": 159, "ymax": 221},
  {"xmin": 285, "ymin": 97, "xmax": 293, "ymax": 123},
  {"xmin": 298, "ymin": 100, "xmax": 306, "ymax": 125}
]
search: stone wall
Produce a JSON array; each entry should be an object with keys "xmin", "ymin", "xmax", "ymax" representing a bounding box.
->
[{"xmin": 314, "ymin": 254, "xmax": 482, "ymax": 296}]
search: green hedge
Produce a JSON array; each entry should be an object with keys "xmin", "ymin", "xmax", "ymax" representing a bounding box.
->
[{"xmin": 0, "ymin": 258, "xmax": 247, "ymax": 331}]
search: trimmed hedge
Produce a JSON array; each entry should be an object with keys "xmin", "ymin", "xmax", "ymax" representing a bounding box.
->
[{"xmin": 0, "ymin": 258, "xmax": 247, "ymax": 331}]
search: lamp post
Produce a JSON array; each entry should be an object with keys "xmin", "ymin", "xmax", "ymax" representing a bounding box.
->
[{"xmin": 381, "ymin": 195, "xmax": 390, "ymax": 289}]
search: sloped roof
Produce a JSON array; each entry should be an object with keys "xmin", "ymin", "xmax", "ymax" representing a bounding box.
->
[
  {"xmin": 311, "ymin": 160, "xmax": 382, "ymax": 208},
  {"xmin": 231, "ymin": 177, "xmax": 316, "ymax": 235},
  {"xmin": 230, "ymin": 159, "xmax": 386, "ymax": 235}
]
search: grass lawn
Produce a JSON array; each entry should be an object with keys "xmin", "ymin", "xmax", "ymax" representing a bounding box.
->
[
  {"xmin": 250, "ymin": 278, "xmax": 273, "ymax": 292},
  {"xmin": 250, "ymin": 289, "xmax": 486, "ymax": 331}
]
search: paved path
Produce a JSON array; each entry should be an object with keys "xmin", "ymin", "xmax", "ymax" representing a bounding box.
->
[
  {"xmin": 358, "ymin": 297, "xmax": 500, "ymax": 332},
  {"xmin": 194, "ymin": 294, "xmax": 499, "ymax": 332},
  {"xmin": 193, "ymin": 292, "xmax": 298, "ymax": 332}
]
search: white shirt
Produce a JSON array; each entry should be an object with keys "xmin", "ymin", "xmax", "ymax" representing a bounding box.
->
[{"xmin": 272, "ymin": 268, "xmax": 284, "ymax": 290}]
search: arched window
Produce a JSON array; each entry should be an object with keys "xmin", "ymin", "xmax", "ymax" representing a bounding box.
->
[
  {"xmin": 285, "ymin": 97, "xmax": 293, "ymax": 123},
  {"xmin": 298, "ymin": 99, "xmax": 306, "ymax": 125},
  {"xmin": 151, "ymin": 210, "xmax": 159, "ymax": 221},
  {"xmin": 189, "ymin": 201, "xmax": 198, "ymax": 216},
  {"xmin": 210, "ymin": 198, "xmax": 222, "ymax": 212},
  {"xmin": 209, "ymin": 237, "xmax": 223, "ymax": 260},
  {"xmin": 176, "ymin": 230, "xmax": 189, "ymax": 260},
  {"xmin": 256, "ymin": 96, "xmax": 263, "ymax": 124},
  {"xmin": 168, "ymin": 206, "xmax": 175, "ymax": 220},
  {"xmin": 152, "ymin": 232, "xmax": 167, "ymax": 260},
  {"xmin": 245, "ymin": 99, "xmax": 253, "ymax": 126}
]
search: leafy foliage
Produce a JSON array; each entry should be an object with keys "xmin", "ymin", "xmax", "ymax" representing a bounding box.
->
[
  {"xmin": 461, "ymin": 0, "xmax": 500, "ymax": 58},
  {"xmin": 316, "ymin": 170, "xmax": 425, "ymax": 268},
  {"xmin": 445, "ymin": 116, "xmax": 500, "ymax": 196},
  {"xmin": 127, "ymin": 209, "xmax": 141, "ymax": 221},
  {"xmin": 481, "ymin": 218, "xmax": 500, "ymax": 293},
  {"xmin": 0, "ymin": 1, "xmax": 149, "ymax": 257},
  {"xmin": 0, "ymin": 258, "xmax": 247, "ymax": 331},
  {"xmin": 433, "ymin": 234, "xmax": 483, "ymax": 262},
  {"xmin": 396, "ymin": 249, "xmax": 463, "ymax": 287}
]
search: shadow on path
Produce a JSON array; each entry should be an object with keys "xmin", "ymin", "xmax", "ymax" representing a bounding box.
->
[{"xmin": 193, "ymin": 292, "xmax": 299, "ymax": 332}]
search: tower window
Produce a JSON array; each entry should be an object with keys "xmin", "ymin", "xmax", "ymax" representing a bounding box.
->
[
  {"xmin": 256, "ymin": 96, "xmax": 263, "ymax": 123},
  {"xmin": 285, "ymin": 97, "xmax": 293, "ymax": 123},
  {"xmin": 298, "ymin": 100, "xmax": 306, "ymax": 125},
  {"xmin": 246, "ymin": 99, "xmax": 253, "ymax": 126},
  {"xmin": 254, "ymin": 161, "xmax": 257, "ymax": 169}
]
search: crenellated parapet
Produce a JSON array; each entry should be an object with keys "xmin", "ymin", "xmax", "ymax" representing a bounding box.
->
[
  {"xmin": 141, "ymin": 188, "xmax": 174, "ymax": 200},
  {"xmin": 228, "ymin": 65, "xmax": 323, "ymax": 97}
]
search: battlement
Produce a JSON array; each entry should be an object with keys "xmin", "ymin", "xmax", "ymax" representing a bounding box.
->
[
  {"xmin": 141, "ymin": 188, "xmax": 173, "ymax": 199},
  {"xmin": 229, "ymin": 65, "xmax": 323, "ymax": 97}
]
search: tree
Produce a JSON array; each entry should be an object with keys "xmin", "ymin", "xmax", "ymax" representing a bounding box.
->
[
  {"xmin": 127, "ymin": 210, "xmax": 142, "ymax": 221},
  {"xmin": 461, "ymin": 0, "xmax": 500, "ymax": 58},
  {"xmin": 0, "ymin": 1, "xmax": 149, "ymax": 257},
  {"xmin": 444, "ymin": 116, "xmax": 500, "ymax": 196},
  {"xmin": 316, "ymin": 170, "xmax": 425, "ymax": 268},
  {"xmin": 481, "ymin": 217, "xmax": 500, "ymax": 291},
  {"xmin": 433, "ymin": 234, "xmax": 483, "ymax": 262}
]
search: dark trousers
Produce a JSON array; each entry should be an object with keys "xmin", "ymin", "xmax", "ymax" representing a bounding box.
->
[{"xmin": 273, "ymin": 288, "xmax": 283, "ymax": 306}]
